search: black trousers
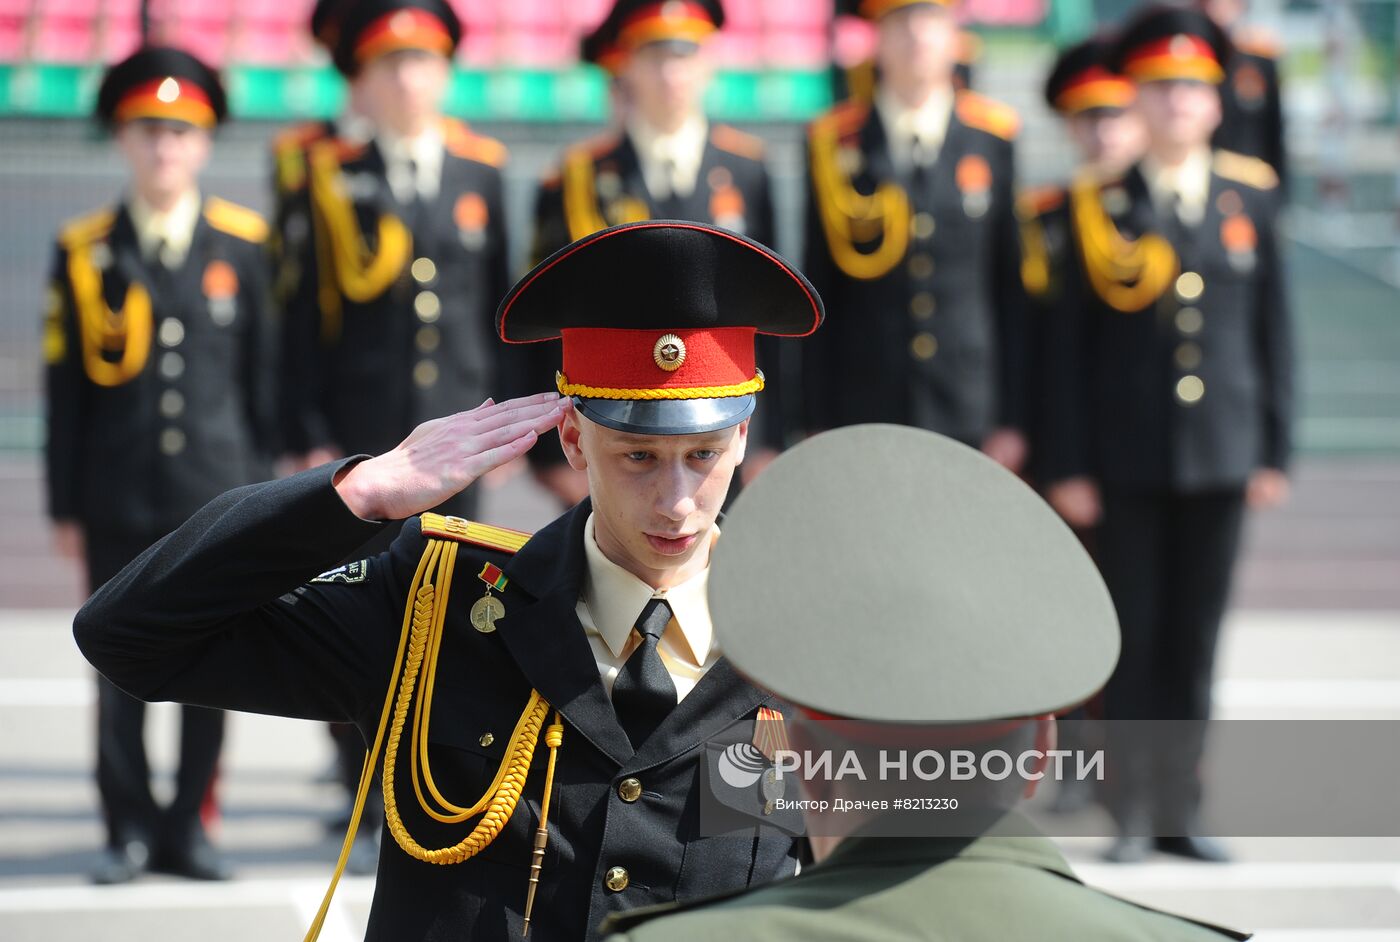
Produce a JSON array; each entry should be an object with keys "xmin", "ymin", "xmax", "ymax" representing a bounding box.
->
[
  {"xmin": 86, "ymin": 532, "xmax": 226, "ymax": 849},
  {"xmin": 1095, "ymin": 488, "xmax": 1246, "ymax": 832}
]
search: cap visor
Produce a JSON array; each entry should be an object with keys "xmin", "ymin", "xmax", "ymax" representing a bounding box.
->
[{"xmin": 576, "ymin": 395, "xmax": 755, "ymax": 436}]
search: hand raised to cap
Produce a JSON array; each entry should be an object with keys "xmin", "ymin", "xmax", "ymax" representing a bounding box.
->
[{"xmin": 334, "ymin": 392, "xmax": 572, "ymax": 521}]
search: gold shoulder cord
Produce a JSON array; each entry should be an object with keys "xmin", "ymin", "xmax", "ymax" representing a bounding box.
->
[
  {"xmin": 1018, "ymin": 210, "xmax": 1051, "ymax": 298},
  {"xmin": 562, "ymin": 147, "xmax": 648, "ymax": 243},
  {"xmin": 65, "ymin": 238, "xmax": 153, "ymax": 387},
  {"xmin": 307, "ymin": 141, "xmax": 413, "ymax": 306},
  {"xmin": 809, "ymin": 113, "xmax": 910, "ymax": 281},
  {"xmin": 304, "ymin": 534, "xmax": 566, "ymax": 941},
  {"xmin": 1070, "ymin": 172, "xmax": 1179, "ymax": 313}
]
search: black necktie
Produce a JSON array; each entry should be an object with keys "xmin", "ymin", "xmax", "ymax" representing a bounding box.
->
[{"xmin": 611, "ymin": 598, "xmax": 678, "ymax": 749}]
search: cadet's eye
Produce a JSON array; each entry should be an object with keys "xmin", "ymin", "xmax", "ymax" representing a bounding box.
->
[
  {"xmin": 625, "ymin": 451, "xmax": 652, "ymax": 463},
  {"xmin": 691, "ymin": 449, "xmax": 719, "ymax": 462}
]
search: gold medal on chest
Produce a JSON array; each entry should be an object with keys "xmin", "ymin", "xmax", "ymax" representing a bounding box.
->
[{"xmin": 471, "ymin": 561, "xmax": 510, "ymax": 633}]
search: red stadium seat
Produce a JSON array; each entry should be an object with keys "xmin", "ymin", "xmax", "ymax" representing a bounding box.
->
[
  {"xmin": 232, "ymin": 22, "xmax": 302, "ymax": 64},
  {"xmin": 0, "ymin": 15, "xmax": 25, "ymax": 62},
  {"xmin": 0, "ymin": 0, "xmax": 31, "ymax": 18},
  {"xmin": 762, "ymin": 28, "xmax": 827, "ymax": 67},
  {"xmin": 709, "ymin": 30, "xmax": 762, "ymax": 69},
  {"xmin": 98, "ymin": 14, "xmax": 143, "ymax": 61},
  {"xmin": 32, "ymin": 16, "xmax": 97, "ymax": 63},
  {"xmin": 499, "ymin": 26, "xmax": 573, "ymax": 66}
]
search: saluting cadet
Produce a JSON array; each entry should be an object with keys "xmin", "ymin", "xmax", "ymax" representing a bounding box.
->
[
  {"xmin": 801, "ymin": 0, "xmax": 1030, "ymax": 473},
  {"xmin": 1039, "ymin": 4, "xmax": 1293, "ymax": 864},
  {"xmin": 1019, "ymin": 35, "xmax": 1144, "ymax": 472},
  {"xmin": 523, "ymin": 0, "xmax": 785, "ymax": 507},
  {"xmin": 278, "ymin": 0, "xmax": 510, "ymax": 527},
  {"xmin": 74, "ymin": 222, "xmax": 820, "ymax": 940},
  {"xmin": 600, "ymin": 425, "xmax": 1250, "ymax": 941},
  {"xmin": 1201, "ymin": 0, "xmax": 1288, "ymax": 191},
  {"xmin": 43, "ymin": 46, "xmax": 275, "ymax": 884}
]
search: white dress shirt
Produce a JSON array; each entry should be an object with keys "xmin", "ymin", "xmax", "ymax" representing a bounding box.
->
[
  {"xmin": 1140, "ymin": 146, "xmax": 1213, "ymax": 227},
  {"xmin": 875, "ymin": 85, "xmax": 955, "ymax": 176},
  {"xmin": 577, "ymin": 513, "xmax": 720, "ymax": 702},
  {"xmin": 377, "ymin": 124, "xmax": 445, "ymax": 203},
  {"xmin": 128, "ymin": 189, "xmax": 202, "ymax": 268},
  {"xmin": 626, "ymin": 114, "xmax": 708, "ymax": 201}
]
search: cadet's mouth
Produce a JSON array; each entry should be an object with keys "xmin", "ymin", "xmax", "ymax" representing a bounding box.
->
[{"xmin": 646, "ymin": 533, "xmax": 699, "ymax": 556}]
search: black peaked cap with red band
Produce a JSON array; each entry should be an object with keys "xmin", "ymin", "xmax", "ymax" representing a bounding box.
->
[
  {"xmin": 310, "ymin": 0, "xmax": 356, "ymax": 51},
  {"xmin": 607, "ymin": 0, "xmax": 725, "ymax": 55},
  {"xmin": 331, "ymin": 0, "xmax": 461, "ymax": 76},
  {"xmin": 96, "ymin": 46, "xmax": 227, "ymax": 129},
  {"xmin": 497, "ymin": 221, "xmax": 822, "ymax": 436},
  {"xmin": 1108, "ymin": 4, "xmax": 1231, "ymax": 85},
  {"xmin": 1044, "ymin": 35, "xmax": 1137, "ymax": 115}
]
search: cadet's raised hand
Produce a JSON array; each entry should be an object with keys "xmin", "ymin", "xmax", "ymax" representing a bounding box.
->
[{"xmin": 334, "ymin": 393, "xmax": 571, "ymax": 521}]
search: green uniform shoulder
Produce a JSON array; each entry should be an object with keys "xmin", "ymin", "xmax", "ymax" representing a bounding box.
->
[
  {"xmin": 1213, "ymin": 149, "xmax": 1280, "ymax": 191},
  {"xmin": 955, "ymin": 90, "xmax": 1021, "ymax": 141},
  {"xmin": 204, "ymin": 197, "xmax": 270, "ymax": 244},
  {"xmin": 57, "ymin": 206, "xmax": 117, "ymax": 250}
]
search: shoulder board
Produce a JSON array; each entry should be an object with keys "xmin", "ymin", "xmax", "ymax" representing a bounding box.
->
[
  {"xmin": 1233, "ymin": 26, "xmax": 1282, "ymax": 59},
  {"xmin": 316, "ymin": 135, "xmax": 368, "ymax": 166},
  {"xmin": 710, "ymin": 124, "xmax": 766, "ymax": 161},
  {"xmin": 1213, "ymin": 149, "xmax": 1279, "ymax": 190},
  {"xmin": 444, "ymin": 120, "xmax": 508, "ymax": 167},
  {"xmin": 420, "ymin": 513, "xmax": 532, "ymax": 554},
  {"xmin": 203, "ymin": 197, "xmax": 270, "ymax": 243},
  {"xmin": 273, "ymin": 120, "xmax": 332, "ymax": 157},
  {"xmin": 58, "ymin": 206, "xmax": 117, "ymax": 249},
  {"xmin": 1016, "ymin": 184, "xmax": 1066, "ymax": 217},
  {"xmin": 957, "ymin": 30, "xmax": 983, "ymax": 65},
  {"xmin": 566, "ymin": 130, "xmax": 623, "ymax": 162},
  {"xmin": 955, "ymin": 91, "xmax": 1021, "ymax": 141},
  {"xmin": 810, "ymin": 100, "xmax": 869, "ymax": 140},
  {"xmin": 538, "ymin": 169, "xmax": 562, "ymax": 190}
]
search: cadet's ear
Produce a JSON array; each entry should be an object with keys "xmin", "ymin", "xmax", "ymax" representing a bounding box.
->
[
  {"xmin": 559, "ymin": 409, "xmax": 588, "ymax": 472},
  {"xmin": 1022, "ymin": 715, "xmax": 1057, "ymax": 800}
]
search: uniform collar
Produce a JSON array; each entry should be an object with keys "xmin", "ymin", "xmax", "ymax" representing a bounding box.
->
[
  {"xmin": 581, "ymin": 512, "xmax": 716, "ymax": 665},
  {"xmin": 1139, "ymin": 146, "xmax": 1213, "ymax": 224},
  {"xmin": 127, "ymin": 189, "xmax": 202, "ymax": 267},
  {"xmin": 625, "ymin": 113, "xmax": 708, "ymax": 199},
  {"xmin": 875, "ymin": 84, "xmax": 954, "ymax": 172},
  {"xmin": 375, "ymin": 122, "xmax": 445, "ymax": 201}
]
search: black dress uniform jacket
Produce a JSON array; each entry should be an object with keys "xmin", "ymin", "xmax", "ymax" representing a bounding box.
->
[
  {"xmin": 1015, "ymin": 182, "xmax": 1072, "ymax": 471},
  {"xmin": 1213, "ymin": 40, "xmax": 1286, "ymax": 192},
  {"xmin": 1040, "ymin": 152, "xmax": 1293, "ymax": 491},
  {"xmin": 280, "ymin": 122, "xmax": 511, "ymax": 471},
  {"xmin": 799, "ymin": 93, "xmax": 1029, "ymax": 444},
  {"xmin": 73, "ymin": 463, "xmax": 799, "ymax": 940},
  {"xmin": 44, "ymin": 199, "xmax": 276, "ymax": 537}
]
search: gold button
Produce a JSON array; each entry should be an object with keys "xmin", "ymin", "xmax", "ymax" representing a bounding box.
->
[
  {"xmin": 411, "ymin": 257, "xmax": 437, "ymax": 285},
  {"xmin": 159, "ymin": 427, "xmax": 186, "ymax": 456},
  {"xmin": 159, "ymin": 389, "xmax": 185, "ymax": 419},
  {"xmin": 414, "ymin": 360, "xmax": 439, "ymax": 388},
  {"xmin": 909, "ymin": 293, "xmax": 935, "ymax": 320},
  {"xmin": 908, "ymin": 254, "xmax": 934, "ymax": 279},
  {"xmin": 1175, "ymin": 307, "xmax": 1204, "ymax": 335},
  {"xmin": 159, "ymin": 352, "xmax": 184, "ymax": 380},
  {"xmin": 605, "ymin": 866, "xmax": 629, "ymax": 892},
  {"xmin": 1176, "ymin": 375, "xmax": 1205, "ymax": 405},
  {"xmin": 416, "ymin": 325, "xmax": 441, "ymax": 353},
  {"xmin": 911, "ymin": 212, "xmax": 936, "ymax": 239},
  {"xmin": 158, "ymin": 317, "xmax": 184, "ymax": 348},
  {"xmin": 911, "ymin": 332, "xmax": 938, "ymax": 360},
  {"xmin": 415, "ymin": 291, "xmax": 441, "ymax": 323},
  {"xmin": 478, "ymin": 732, "xmax": 494, "ymax": 747},
  {"xmin": 617, "ymin": 777, "xmax": 642, "ymax": 803},
  {"xmin": 1175, "ymin": 271, "xmax": 1205, "ymax": 302},
  {"xmin": 1174, "ymin": 342, "xmax": 1202, "ymax": 370}
]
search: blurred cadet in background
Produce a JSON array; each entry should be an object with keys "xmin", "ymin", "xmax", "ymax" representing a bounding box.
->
[
  {"xmin": 801, "ymin": 0, "xmax": 1030, "ymax": 475},
  {"xmin": 277, "ymin": 0, "xmax": 510, "ymax": 531},
  {"xmin": 1039, "ymin": 3, "xmax": 1293, "ymax": 864},
  {"xmin": 268, "ymin": 0, "xmax": 372, "ymax": 412},
  {"xmin": 43, "ymin": 45, "xmax": 276, "ymax": 885},
  {"xmin": 1200, "ymin": 0, "xmax": 1288, "ymax": 192},
  {"xmin": 524, "ymin": 0, "xmax": 786, "ymax": 507}
]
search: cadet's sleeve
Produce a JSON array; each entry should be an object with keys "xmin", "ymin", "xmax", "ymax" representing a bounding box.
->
[
  {"xmin": 240, "ymin": 236, "xmax": 280, "ymax": 462},
  {"xmin": 43, "ymin": 242, "xmax": 84, "ymax": 522},
  {"xmin": 1037, "ymin": 221, "xmax": 1096, "ymax": 485},
  {"xmin": 1255, "ymin": 198, "xmax": 1293, "ymax": 471},
  {"xmin": 530, "ymin": 173, "xmax": 570, "ymax": 268},
  {"xmin": 72, "ymin": 460, "xmax": 401, "ymax": 723},
  {"xmin": 798, "ymin": 137, "xmax": 839, "ymax": 438},
  {"xmin": 1263, "ymin": 56, "xmax": 1288, "ymax": 197},
  {"xmin": 277, "ymin": 183, "xmax": 334, "ymax": 456},
  {"xmin": 990, "ymin": 137, "xmax": 1030, "ymax": 433}
]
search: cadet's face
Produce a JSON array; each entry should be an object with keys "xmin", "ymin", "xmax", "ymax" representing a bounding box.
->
[
  {"xmin": 1136, "ymin": 79, "xmax": 1221, "ymax": 148},
  {"xmin": 561, "ymin": 413, "xmax": 746, "ymax": 587},
  {"xmin": 1066, "ymin": 107, "xmax": 1147, "ymax": 173},
  {"xmin": 622, "ymin": 43, "xmax": 712, "ymax": 131},
  {"xmin": 116, "ymin": 120, "xmax": 211, "ymax": 199},
  {"xmin": 876, "ymin": 6, "xmax": 958, "ymax": 95},
  {"xmin": 360, "ymin": 49, "xmax": 449, "ymax": 133}
]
